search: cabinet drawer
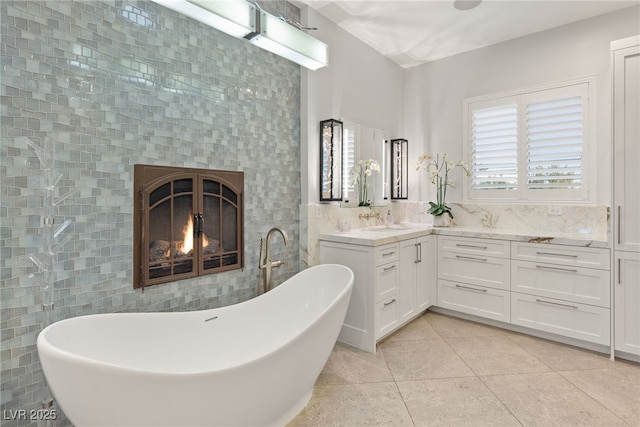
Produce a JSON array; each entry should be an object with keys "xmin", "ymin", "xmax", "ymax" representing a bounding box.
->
[
  {"xmin": 439, "ymin": 236, "xmax": 510, "ymax": 258},
  {"xmin": 437, "ymin": 279, "xmax": 510, "ymax": 322},
  {"xmin": 376, "ymin": 262, "xmax": 399, "ymax": 302},
  {"xmin": 375, "ymin": 243, "xmax": 399, "ymax": 266},
  {"xmin": 511, "ymin": 242, "xmax": 610, "ymax": 270},
  {"xmin": 438, "ymin": 252, "xmax": 510, "ymax": 290},
  {"xmin": 511, "ymin": 292, "xmax": 610, "ymax": 346},
  {"xmin": 511, "ymin": 261, "xmax": 610, "ymax": 307},
  {"xmin": 376, "ymin": 296, "xmax": 399, "ymax": 339}
]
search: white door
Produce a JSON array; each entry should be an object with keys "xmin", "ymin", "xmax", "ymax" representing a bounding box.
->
[
  {"xmin": 615, "ymin": 251, "xmax": 640, "ymax": 355},
  {"xmin": 613, "ymin": 39, "xmax": 640, "ymax": 252}
]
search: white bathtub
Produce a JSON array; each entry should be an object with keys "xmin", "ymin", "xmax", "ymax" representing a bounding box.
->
[{"xmin": 37, "ymin": 264, "xmax": 353, "ymax": 426}]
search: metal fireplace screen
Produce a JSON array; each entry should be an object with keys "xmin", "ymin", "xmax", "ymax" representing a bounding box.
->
[{"xmin": 133, "ymin": 164, "xmax": 244, "ymax": 289}]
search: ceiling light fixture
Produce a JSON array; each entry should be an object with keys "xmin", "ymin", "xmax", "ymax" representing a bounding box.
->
[
  {"xmin": 453, "ymin": 0, "xmax": 482, "ymax": 11},
  {"xmin": 154, "ymin": 0, "xmax": 257, "ymax": 38},
  {"xmin": 153, "ymin": 0, "xmax": 328, "ymax": 71},
  {"xmin": 246, "ymin": 8, "xmax": 328, "ymax": 71}
]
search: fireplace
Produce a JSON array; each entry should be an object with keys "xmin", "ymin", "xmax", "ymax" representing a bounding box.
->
[{"xmin": 133, "ymin": 164, "xmax": 244, "ymax": 289}]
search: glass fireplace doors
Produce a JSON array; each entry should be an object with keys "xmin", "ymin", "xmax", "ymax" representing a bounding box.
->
[{"xmin": 134, "ymin": 165, "xmax": 243, "ymax": 289}]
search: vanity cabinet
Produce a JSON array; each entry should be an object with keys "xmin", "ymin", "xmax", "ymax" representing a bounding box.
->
[
  {"xmin": 320, "ymin": 226, "xmax": 615, "ymax": 354},
  {"xmin": 320, "ymin": 236, "xmax": 434, "ymax": 353},
  {"xmin": 437, "ymin": 236, "xmax": 511, "ymax": 322},
  {"xmin": 510, "ymin": 242, "xmax": 610, "ymax": 345}
]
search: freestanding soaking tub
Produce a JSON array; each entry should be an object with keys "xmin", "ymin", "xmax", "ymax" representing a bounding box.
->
[{"xmin": 37, "ymin": 264, "xmax": 353, "ymax": 426}]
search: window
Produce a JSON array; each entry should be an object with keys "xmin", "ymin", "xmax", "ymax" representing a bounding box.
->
[{"xmin": 464, "ymin": 79, "xmax": 593, "ymax": 202}]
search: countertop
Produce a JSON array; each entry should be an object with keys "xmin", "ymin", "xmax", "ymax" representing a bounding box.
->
[{"xmin": 319, "ymin": 223, "xmax": 609, "ymax": 248}]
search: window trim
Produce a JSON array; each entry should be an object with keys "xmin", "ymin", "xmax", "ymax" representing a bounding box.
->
[{"xmin": 463, "ymin": 77, "xmax": 596, "ymax": 204}]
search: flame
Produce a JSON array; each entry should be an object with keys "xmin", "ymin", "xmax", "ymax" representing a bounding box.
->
[
  {"xmin": 176, "ymin": 215, "xmax": 209, "ymax": 255},
  {"xmin": 179, "ymin": 216, "xmax": 194, "ymax": 254}
]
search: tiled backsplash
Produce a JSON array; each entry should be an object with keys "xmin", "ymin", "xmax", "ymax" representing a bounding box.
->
[{"xmin": 1, "ymin": 1, "xmax": 300, "ymax": 423}]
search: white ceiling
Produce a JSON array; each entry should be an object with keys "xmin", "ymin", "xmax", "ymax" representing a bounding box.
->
[{"xmin": 294, "ymin": 0, "xmax": 640, "ymax": 68}]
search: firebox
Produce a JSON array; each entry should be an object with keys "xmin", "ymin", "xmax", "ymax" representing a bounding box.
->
[{"xmin": 133, "ymin": 164, "xmax": 244, "ymax": 289}]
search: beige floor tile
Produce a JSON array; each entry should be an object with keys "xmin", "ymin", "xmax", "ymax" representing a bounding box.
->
[
  {"xmin": 397, "ymin": 377, "xmax": 521, "ymax": 426},
  {"xmin": 446, "ymin": 335, "xmax": 552, "ymax": 376},
  {"xmin": 295, "ymin": 313, "xmax": 638, "ymax": 426},
  {"xmin": 507, "ymin": 333, "xmax": 616, "ymax": 371},
  {"xmin": 315, "ymin": 342, "xmax": 393, "ymax": 386},
  {"xmin": 425, "ymin": 312, "xmax": 507, "ymax": 338},
  {"xmin": 381, "ymin": 338, "xmax": 475, "ymax": 381},
  {"xmin": 288, "ymin": 382, "xmax": 413, "ymax": 426},
  {"xmin": 560, "ymin": 368, "xmax": 640, "ymax": 426},
  {"xmin": 382, "ymin": 314, "xmax": 441, "ymax": 343},
  {"xmin": 482, "ymin": 371, "xmax": 627, "ymax": 426}
]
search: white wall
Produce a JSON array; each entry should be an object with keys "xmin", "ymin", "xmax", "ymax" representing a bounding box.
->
[
  {"xmin": 404, "ymin": 5, "xmax": 640, "ymax": 205},
  {"xmin": 300, "ymin": 6, "xmax": 405, "ymax": 204}
]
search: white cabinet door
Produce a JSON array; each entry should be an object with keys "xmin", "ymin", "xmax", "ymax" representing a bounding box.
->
[
  {"xmin": 613, "ymin": 40, "xmax": 640, "ymax": 252},
  {"xmin": 400, "ymin": 236, "xmax": 437, "ymax": 323},
  {"xmin": 615, "ymin": 252, "xmax": 640, "ymax": 355},
  {"xmin": 399, "ymin": 239, "xmax": 418, "ymax": 323},
  {"xmin": 416, "ymin": 236, "xmax": 436, "ymax": 311}
]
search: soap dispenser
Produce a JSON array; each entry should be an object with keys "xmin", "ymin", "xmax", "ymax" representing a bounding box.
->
[{"xmin": 386, "ymin": 210, "xmax": 393, "ymax": 226}]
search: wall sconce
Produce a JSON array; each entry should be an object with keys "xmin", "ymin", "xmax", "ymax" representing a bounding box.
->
[
  {"xmin": 155, "ymin": 0, "xmax": 257, "ymax": 38},
  {"xmin": 320, "ymin": 119, "xmax": 343, "ymax": 201},
  {"xmin": 248, "ymin": 8, "xmax": 328, "ymax": 71},
  {"xmin": 390, "ymin": 138, "xmax": 408, "ymax": 200}
]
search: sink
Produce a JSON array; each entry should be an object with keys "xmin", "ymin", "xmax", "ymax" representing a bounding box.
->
[{"xmin": 362, "ymin": 225, "xmax": 409, "ymax": 231}]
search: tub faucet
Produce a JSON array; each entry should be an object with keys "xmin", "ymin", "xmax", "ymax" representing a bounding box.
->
[{"xmin": 259, "ymin": 227, "xmax": 289, "ymax": 294}]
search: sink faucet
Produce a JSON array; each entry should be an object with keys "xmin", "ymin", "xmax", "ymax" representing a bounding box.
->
[{"xmin": 259, "ymin": 227, "xmax": 289, "ymax": 294}]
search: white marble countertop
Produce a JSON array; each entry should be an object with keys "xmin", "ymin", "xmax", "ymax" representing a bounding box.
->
[{"xmin": 319, "ymin": 223, "xmax": 609, "ymax": 248}]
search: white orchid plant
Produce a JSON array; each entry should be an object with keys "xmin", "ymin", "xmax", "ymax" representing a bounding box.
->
[
  {"xmin": 416, "ymin": 153, "xmax": 470, "ymax": 218},
  {"xmin": 351, "ymin": 159, "xmax": 380, "ymax": 206}
]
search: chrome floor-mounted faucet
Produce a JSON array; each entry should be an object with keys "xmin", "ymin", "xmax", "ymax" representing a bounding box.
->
[{"xmin": 259, "ymin": 227, "xmax": 289, "ymax": 294}]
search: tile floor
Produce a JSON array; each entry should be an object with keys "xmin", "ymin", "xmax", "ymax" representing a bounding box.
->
[{"xmin": 288, "ymin": 311, "xmax": 640, "ymax": 427}]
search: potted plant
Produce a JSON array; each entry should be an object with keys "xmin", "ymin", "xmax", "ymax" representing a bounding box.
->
[
  {"xmin": 416, "ymin": 152, "xmax": 470, "ymax": 226},
  {"xmin": 351, "ymin": 159, "xmax": 380, "ymax": 206}
]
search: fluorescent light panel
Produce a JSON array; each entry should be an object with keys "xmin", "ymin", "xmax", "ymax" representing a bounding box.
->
[
  {"xmin": 250, "ymin": 10, "xmax": 328, "ymax": 71},
  {"xmin": 153, "ymin": 0, "xmax": 328, "ymax": 70},
  {"xmin": 154, "ymin": 0, "xmax": 256, "ymax": 38}
]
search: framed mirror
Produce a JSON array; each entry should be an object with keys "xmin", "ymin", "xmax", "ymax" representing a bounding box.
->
[
  {"xmin": 319, "ymin": 119, "xmax": 343, "ymax": 201},
  {"xmin": 339, "ymin": 121, "xmax": 390, "ymax": 206}
]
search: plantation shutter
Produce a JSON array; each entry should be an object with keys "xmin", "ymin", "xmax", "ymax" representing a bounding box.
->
[
  {"xmin": 469, "ymin": 101, "xmax": 519, "ymax": 194},
  {"xmin": 464, "ymin": 80, "xmax": 591, "ymax": 202},
  {"xmin": 524, "ymin": 83, "xmax": 588, "ymax": 200},
  {"xmin": 526, "ymin": 96, "xmax": 583, "ymax": 189}
]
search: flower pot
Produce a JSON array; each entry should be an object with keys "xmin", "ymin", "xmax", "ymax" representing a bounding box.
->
[{"xmin": 432, "ymin": 215, "xmax": 449, "ymax": 227}]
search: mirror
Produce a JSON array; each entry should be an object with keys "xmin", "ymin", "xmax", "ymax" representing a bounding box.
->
[{"xmin": 341, "ymin": 121, "xmax": 389, "ymax": 206}]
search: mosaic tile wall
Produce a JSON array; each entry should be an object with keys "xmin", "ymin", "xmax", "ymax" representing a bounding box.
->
[{"xmin": 0, "ymin": 1, "xmax": 301, "ymax": 424}]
